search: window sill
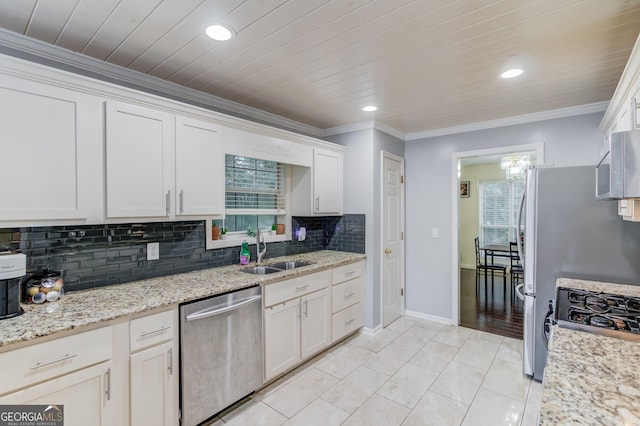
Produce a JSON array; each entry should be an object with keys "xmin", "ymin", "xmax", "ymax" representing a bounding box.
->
[{"xmin": 205, "ymin": 233, "xmax": 290, "ymax": 250}]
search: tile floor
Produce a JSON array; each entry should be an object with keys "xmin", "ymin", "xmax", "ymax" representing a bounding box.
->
[{"xmin": 207, "ymin": 316, "xmax": 543, "ymax": 426}]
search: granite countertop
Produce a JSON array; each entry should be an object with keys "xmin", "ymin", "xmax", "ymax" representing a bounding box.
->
[
  {"xmin": 538, "ymin": 277, "xmax": 640, "ymax": 425},
  {"xmin": 0, "ymin": 250, "xmax": 365, "ymax": 349}
]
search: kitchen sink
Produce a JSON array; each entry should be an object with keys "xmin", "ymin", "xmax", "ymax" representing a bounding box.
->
[
  {"xmin": 240, "ymin": 261, "xmax": 314, "ymax": 275},
  {"xmin": 266, "ymin": 260, "xmax": 314, "ymax": 270},
  {"xmin": 240, "ymin": 266, "xmax": 283, "ymax": 275}
]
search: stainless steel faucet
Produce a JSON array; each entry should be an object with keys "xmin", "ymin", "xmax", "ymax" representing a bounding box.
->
[{"xmin": 256, "ymin": 228, "xmax": 267, "ymax": 264}]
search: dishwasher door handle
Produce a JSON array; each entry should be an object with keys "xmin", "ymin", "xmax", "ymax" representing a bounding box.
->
[{"xmin": 185, "ymin": 295, "xmax": 262, "ymax": 321}]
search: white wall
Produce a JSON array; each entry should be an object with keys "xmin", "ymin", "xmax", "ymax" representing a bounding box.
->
[
  {"xmin": 405, "ymin": 112, "xmax": 604, "ymax": 321},
  {"xmin": 327, "ymin": 128, "xmax": 405, "ymax": 329}
]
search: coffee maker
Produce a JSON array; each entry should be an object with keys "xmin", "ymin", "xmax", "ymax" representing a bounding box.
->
[{"xmin": 0, "ymin": 252, "xmax": 26, "ymax": 319}]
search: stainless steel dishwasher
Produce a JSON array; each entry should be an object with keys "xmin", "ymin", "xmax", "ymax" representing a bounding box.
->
[{"xmin": 179, "ymin": 285, "xmax": 263, "ymax": 426}]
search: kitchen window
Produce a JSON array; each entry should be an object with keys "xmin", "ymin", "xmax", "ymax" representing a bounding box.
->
[
  {"xmin": 224, "ymin": 154, "xmax": 287, "ymax": 235},
  {"xmin": 479, "ymin": 179, "xmax": 524, "ymax": 247}
]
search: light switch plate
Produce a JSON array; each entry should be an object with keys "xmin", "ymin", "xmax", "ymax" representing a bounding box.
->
[
  {"xmin": 147, "ymin": 242, "xmax": 160, "ymax": 260},
  {"xmin": 431, "ymin": 228, "xmax": 439, "ymax": 238}
]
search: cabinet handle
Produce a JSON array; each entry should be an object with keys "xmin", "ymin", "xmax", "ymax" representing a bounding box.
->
[
  {"xmin": 139, "ymin": 325, "xmax": 171, "ymax": 337},
  {"xmin": 30, "ymin": 353, "xmax": 77, "ymax": 370},
  {"xmin": 344, "ymin": 292, "xmax": 356, "ymax": 299},
  {"xmin": 345, "ymin": 318, "xmax": 355, "ymax": 326},
  {"xmin": 315, "ymin": 196, "xmax": 319, "ymax": 211},
  {"xmin": 179, "ymin": 190, "xmax": 184, "ymax": 213},
  {"xmin": 303, "ymin": 300, "xmax": 308, "ymax": 317},
  {"xmin": 168, "ymin": 347, "xmax": 173, "ymax": 375},
  {"xmin": 344, "ymin": 271, "xmax": 356, "ymax": 277},
  {"xmin": 296, "ymin": 284, "xmax": 310, "ymax": 292},
  {"xmin": 105, "ymin": 367, "xmax": 111, "ymax": 401},
  {"xmin": 166, "ymin": 190, "xmax": 171, "ymax": 215}
]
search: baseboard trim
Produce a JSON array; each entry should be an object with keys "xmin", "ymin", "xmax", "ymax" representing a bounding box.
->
[
  {"xmin": 360, "ymin": 324, "xmax": 383, "ymax": 336},
  {"xmin": 405, "ymin": 310, "xmax": 456, "ymax": 325}
]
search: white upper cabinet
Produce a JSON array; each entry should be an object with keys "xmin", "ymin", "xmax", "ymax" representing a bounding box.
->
[
  {"xmin": 175, "ymin": 117, "xmax": 224, "ymax": 216},
  {"xmin": 105, "ymin": 101, "xmax": 174, "ymax": 219},
  {"xmin": 313, "ymin": 148, "xmax": 343, "ymax": 214},
  {"xmin": 0, "ymin": 75, "xmax": 98, "ymax": 224},
  {"xmin": 105, "ymin": 102, "xmax": 224, "ymax": 220},
  {"xmin": 291, "ymin": 148, "xmax": 344, "ymax": 216}
]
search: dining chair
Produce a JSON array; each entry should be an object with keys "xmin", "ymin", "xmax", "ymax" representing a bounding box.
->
[
  {"xmin": 474, "ymin": 237, "xmax": 507, "ymax": 293},
  {"xmin": 509, "ymin": 241, "xmax": 524, "ymax": 293}
]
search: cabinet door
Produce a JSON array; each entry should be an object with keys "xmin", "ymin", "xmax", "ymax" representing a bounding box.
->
[
  {"xmin": 313, "ymin": 149, "xmax": 343, "ymax": 214},
  {"xmin": 105, "ymin": 101, "xmax": 174, "ymax": 218},
  {"xmin": 130, "ymin": 341, "xmax": 176, "ymax": 426},
  {"xmin": 264, "ymin": 298, "xmax": 300, "ymax": 381},
  {"xmin": 0, "ymin": 361, "xmax": 114, "ymax": 426},
  {"xmin": 175, "ymin": 116, "xmax": 224, "ymax": 216},
  {"xmin": 0, "ymin": 76, "xmax": 96, "ymax": 221},
  {"xmin": 300, "ymin": 288, "xmax": 331, "ymax": 359}
]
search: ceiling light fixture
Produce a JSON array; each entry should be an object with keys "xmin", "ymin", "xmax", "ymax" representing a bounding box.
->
[
  {"xmin": 500, "ymin": 68, "xmax": 524, "ymax": 79},
  {"xmin": 362, "ymin": 105, "xmax": 378, "ymax": 112},
  {"xmin": 205, "ymin": 24, "xmax": 234, "ymax": 41},
  {"xmin": 501, "ymin": 153, "xmax": 530, "ymax": 180}
]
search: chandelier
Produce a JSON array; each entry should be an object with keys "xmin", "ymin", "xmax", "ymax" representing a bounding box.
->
[{"xmin": 501, "ymin": 153, "xmax": 530, "ymax": 180}]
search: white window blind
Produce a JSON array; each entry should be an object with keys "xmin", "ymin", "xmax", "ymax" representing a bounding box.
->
[
  {"xmin": 479, "ymin": 179, "xmax": 524, "ymax": 246},
  {"xmin": 224, "ymin": 155, "xmax": 286, "ymax": 233}
]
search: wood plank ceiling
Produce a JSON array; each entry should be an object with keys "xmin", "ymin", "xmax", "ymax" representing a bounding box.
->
[{"xmin": 0, "ymin": 0, "xmax": 639, "ymax": 135}]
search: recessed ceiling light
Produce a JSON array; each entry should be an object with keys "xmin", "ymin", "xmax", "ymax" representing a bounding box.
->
[
  {"xmin": 205, "ymin": 24, "xmax": 234, "ymax": 41},
  {"xmin": 500, "ymin": 68, "xmax": 524, "ymax": 79},
  {"xmin": 362, "ymin": 105, "xmax": 378, "ymax": 112}
]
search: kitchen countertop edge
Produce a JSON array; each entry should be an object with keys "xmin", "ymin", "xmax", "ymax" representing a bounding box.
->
[{"xmin": 0, "ymin": 250, "xmax": 366, "ymax": 350}]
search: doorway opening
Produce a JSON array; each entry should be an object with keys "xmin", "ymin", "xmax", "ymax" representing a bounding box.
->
[{"xmin": 452, "ymin": 144, "xmax": 543, "ymax": 339}]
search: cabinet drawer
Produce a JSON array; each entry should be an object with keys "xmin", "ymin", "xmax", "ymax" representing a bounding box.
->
[
  {"xmin": 332, "ymin": 261, "xmax": 364, "ymax": 285},
  {"xmin": 264, "ymin": 270, "xmax": 330, "ymax": 307},
  {"xmin": 0, "ymin": 326, "xmax": 112, "ymax": 395},
  {"xmin": 332, "ymin": 275, "xmax": 364, "ymax": 313},
  {"xmin": 130, "ymin": 309, "xmax": 175, "ymax": 352},
  {"xmin": 332, "ymin": 302, "xmax": 364, "ymax": 342}
]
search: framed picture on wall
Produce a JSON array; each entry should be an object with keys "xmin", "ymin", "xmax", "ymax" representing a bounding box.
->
[{"xmin": 460, "ymin": 181, "xmax": 470, "ymax": 198}]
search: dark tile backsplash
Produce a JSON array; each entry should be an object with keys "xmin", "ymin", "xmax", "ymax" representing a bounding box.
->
[{"xmin": 0, "ymin": 214, "xmax": 365, "ymax": 293}]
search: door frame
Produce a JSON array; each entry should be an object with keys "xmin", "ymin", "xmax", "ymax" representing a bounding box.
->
[
  {"xmin": 450, "ymin": 143, "xmax": 544, "ymax": 325},
  {"xmin": 380, "ymin": 151, "xmax": 406, "ymax": 326}
]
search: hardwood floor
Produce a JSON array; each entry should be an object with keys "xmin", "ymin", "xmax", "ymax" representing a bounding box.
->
[{"xmin": 459, "ymin": 268, "xmax": 524, "ymax": 339}]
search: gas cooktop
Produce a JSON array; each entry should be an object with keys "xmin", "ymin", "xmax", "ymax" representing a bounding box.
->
[{"xmin": 555, "ymin": 287, "xmax": 640, "ymax": 342}]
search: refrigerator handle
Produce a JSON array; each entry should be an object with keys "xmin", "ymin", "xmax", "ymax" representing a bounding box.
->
[
  {"xmin": 515, "ymin": 283, "xmax": 525, "ymax": 301},
  {"xmin": 517, "ymin": 191, "xmax": 526, "ymax": 269}
]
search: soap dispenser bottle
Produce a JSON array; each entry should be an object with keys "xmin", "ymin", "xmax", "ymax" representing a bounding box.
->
[{"xmin": 240, "ymin": 241, "xmax": 250, "ymax": 265}]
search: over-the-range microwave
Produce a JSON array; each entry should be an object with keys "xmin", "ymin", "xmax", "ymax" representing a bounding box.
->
[{"xmin": 596, "ymin": 130, "xmax": 640, "ymax": 200}]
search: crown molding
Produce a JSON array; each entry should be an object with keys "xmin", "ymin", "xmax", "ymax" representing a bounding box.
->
[
  {"xmin": 406, "ymin": 102, "xmax": 609, "ymax": 140},
  {"xmin": 321, "ymin": 120, "xmax": 376, "ymax": 136},
  {"xmin": 0, "ymin": 28, "xmax": 323, "ymax": 138},
  {"xmin": 321, "ymin": 120, "xmax": 406, "ymax": 141},
  {"xmin": 373, "ymin": 121, "xmax": 405, "ymax": 140}
]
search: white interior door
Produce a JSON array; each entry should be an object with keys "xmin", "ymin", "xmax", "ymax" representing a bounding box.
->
[{"xmin": 382, "ymin": 153, "xmax": 404, "ymax": 327}]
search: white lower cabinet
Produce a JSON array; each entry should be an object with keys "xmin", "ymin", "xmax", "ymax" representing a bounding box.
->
[
  {"xmin": 264, "ymin": 298, "xmax": 301, "ymax": 379},
  {"xmin": 130, "ymin": 341, "xmax": 175, "ymax": 426},
  {"xmin": 263, "ymin": 262, "xmax": 365, "ymax": 382},
  {"xmin": 0, "ymin": 361, "xmax": 114, "ymax": 426},
  {"xmin": 300, "ymin": 288, "xmax": 331, "ymax": 359},
  {"xmin": 129, "ymin": 309, "xmax": 178, "ymax": 426},
  {"xmin": 331, "ymin": 261, "xmax": 366, "ymax": 342},
  {"xmin": 263, "ymin": 271, "xmax": 331, "ymax": 381}
]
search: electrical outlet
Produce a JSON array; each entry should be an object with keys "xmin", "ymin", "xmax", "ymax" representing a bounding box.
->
[
  {"xmin": 431, "ymin": 228, "xmax": 439, "ymax": 238},
  {"xmin": 147, "ymin": 242, "xmax": 160, "ymax": 260}
]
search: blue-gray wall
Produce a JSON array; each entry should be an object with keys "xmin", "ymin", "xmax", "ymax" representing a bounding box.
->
[
  {"xmin": 327, "ymin": 128, "xmax": 405, "ymax": 330},
  {"xmin": 404, "ymin": 112, "xmax": 604, "ymax": 321}
]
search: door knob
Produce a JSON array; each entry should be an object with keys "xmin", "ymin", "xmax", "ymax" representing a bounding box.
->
[{"xmin": 384, "ymin": 248, "xmax": 392, "ymax": 254}]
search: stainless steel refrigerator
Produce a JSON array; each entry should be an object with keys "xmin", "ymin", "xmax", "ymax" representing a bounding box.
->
[{"xmin": 518, "ymin": 165, "xmax": 640, "ymax": 381}]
